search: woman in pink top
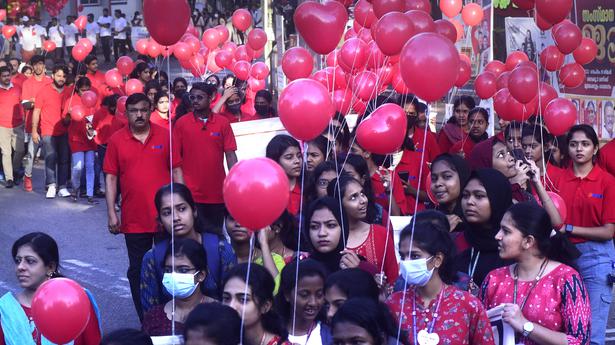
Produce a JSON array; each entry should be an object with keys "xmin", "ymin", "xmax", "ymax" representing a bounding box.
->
[{"xmin": 481, "ymin": 202, "xmax": 591, "ymax": 345}]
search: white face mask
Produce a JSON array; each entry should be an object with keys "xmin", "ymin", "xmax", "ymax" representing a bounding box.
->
[
  {"xmin": 399, "ymin": 256, "xmax": 434, "ymax": 287},
  {"xmin": 162, "ymin": 272, "xmax": 199, "ymax": 298}
]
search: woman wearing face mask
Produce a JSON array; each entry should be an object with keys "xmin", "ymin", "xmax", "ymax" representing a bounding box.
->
[
  {"xmin": 449, "ymin": 107, "xmax": 490, "ymax": 158},
  {"xmin": 333, "ymin": 298, "xmax": 409, "ymax": 345},
  {"xmin": 430, "ymin": 154, "xmax": 471, "ymax": 232},
  {"xmin": 555, "ymin": 124, "xmax": 615, "ymax": 345},
  {"xmin": 140, "ymin": 184, "xmax": 236, "ymax": 313},
  {"xmin": 149, "ymin": 91, "xmax": 173, "ymax": 130},
  {"xmin": 222, "ymin": 263, "xmax": 290, "ymax": 345},
  {"xmin": 142, "ymin": 238, "xmax": 216, "ymax": 336},
  {"xmin": 213, "ymin": 80, "xmax": 258, "ymax": 123},
  {"xmin": 386, "ymin": 220, "xmax": 495, "ymax": 345},
  {"xmin": 0, "ymin": 232, "xmax": 102, "ymax": 345},
  {"xmin": 481, "ymin": 202, "xmax": 590, "ymax": 345},
  {"xmin": 267, "ymin": 135, "xmax": 304, "ymax": 216},
  {"xmin": 254, "ymin": 89, "xmax": 276, "ymax": 118},
  {"xmin": 306, "ymin": 136, "xmax": 331, "ymax": 172},
  {"xmin": 204, "ymin": 74, "xmax": 221, "ymax": 106},
  {"xmin": 327, "ymin": 173, "xmax": 399, "ymax": 285},
  {"xmin": 324, "ymin": 269, "xmax": 380, "ymax": 323},
  {"xmin": 306, "ymin": 161, "xmax": 340, "ymax": 203},
  {"xmin": 171, "ymin": 77, "xmax": 188, "ymax": 115},
  {"xmin": 455, "ymin": 169, "xmax": 513, "ymax": 295},
  {"xmin": 437, "ymin": 96, "xmax": 476, "ymax": 153},
  {"xmin": 275, "ymin": 259, "xmax": 331, "ymax": 345}
]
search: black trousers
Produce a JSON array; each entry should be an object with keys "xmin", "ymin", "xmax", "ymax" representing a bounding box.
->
[
  {"xmin": 196, "ymin": 203, "xmax": 226, "ymax": 235},
  {"xmin": 113, "ymin": 39, "xmax": 127, "ymax": 61},
  {"xmin": 101, "ymin": 36, "xmax": 112, "ymax": 62},
  {"xmin": 124, "ymin": 232, "xmax": 154, "ymax": 322}
]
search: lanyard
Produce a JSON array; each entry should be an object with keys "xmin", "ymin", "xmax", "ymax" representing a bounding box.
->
[
  {"xmin": 467, "ymin": 248, "xmax": 480, "ymax": 279},
  {"xmin": 412, "ymin": 286, "xmax": 444, "ymax": 345},
  {"xmin": 513, "ymin": 259, "xmax": 549, "ymax": 311}
]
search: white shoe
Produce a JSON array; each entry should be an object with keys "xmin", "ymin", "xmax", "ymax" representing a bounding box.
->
[
  {"xmin": 46, "ymin": 185, "xmax": 57, "ymax": 199},
  {"xmin": 57, "ymin": 188, "xmax": 71, "ymax": 197}
]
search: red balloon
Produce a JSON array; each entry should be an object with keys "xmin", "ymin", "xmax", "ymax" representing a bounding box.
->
[
  {"xmin": 340, "ymin": 38, "xmax": 369, "ymax": 71},
  {"xmin": 147, "ymin": 41, "xmax": 162, "ymax": 58},
  {"xmin": 232, "ymin": 9, "xmax": 252, "ymax": 32},
  {"xmin": 546, "ymin": 192, "xmax": 567, "ymax": 223},
  {"xmin": 391, "ymin": 65, "xmax": 412, "ymax": 94},
  {"xmin": 326, "ymin": 50, "xmax": 339, "ymax": 67},
  {"xmin": 509, "ymin": 66, "xmax": 538, "ymax": 104},
  {"xmin": 215, "ymin": 50, "xmax": 233, "ymax": 68},
  {"xmin": 234, "ymin": 45, "xmax": 253, "ymax": 62},
  {"xmin": 373, "ymin": 12, "xmax": 415, "ymax": 56},
  {"xmin": 455, "ymin": 59, "xmax": 471, "ymax": 87},
  {"xmin": 357, "ymin": 27, "xmax": 373, "ymax": 43},
  {"xmin": 461, "ymin": 3, "xmax": 483, "ymax": 26},
  {"xmin": 366, "ymin": 41, "xmax": 386, "ymax": 69},
  {"xmin": 0, "ymin": 9, "xmax": 6, "ymax": 22},
  {"xmin": 373, "ymin": 0, "xmax": 405, "ymax": 18},
  {"xmin": 573, "ymin": 38, "xmax": 597, "ymax": 65},
  {"xmin": 544, "ymin": 98, "xmax": 577, "ymax": 135},
  {"xmin": 104, "ymin": 69, "xmax": 122, "ymax": 88},
  {"xmin": 233, "ymin": 60, "xmax": 251, "ymax": 81},
  {"xmin": 77, "ymin": 38, "xmax": 93, "ymax": 53},
  {"xmin": 512, "ymin": 0, "xmax": 535, "ymax": 10},
  {"xmin": 173, "ymin": 42, "xmax": 192, "ymax": 61},
  {"xmin": 352, "ymin": 71, "xmax": 379, "ymax": 101},
  {"xmin": 184, "ymin": 36, "xmax": 202, "ymax": 55},
  {"xmin": 2, "ymin": 25, "xmax": 16, "ymax": 39},
  {"xmin": 553, "ymin": 21, "xmax": 581, "ymax": 54},
  {"xmin": 248, "ymin": 28, "xmax": 268, "ymax": 50},
  {"xmin": 71, "ymin": 45, "xmax": 88, "ymax": 62},
  {"xmin": 496, "ymin": 71, "xmax": 510, "ymax": 90},
  {"xmin": 405, "ymin": 10, "xmax": 435, "ymax": 34},
  {"xmin": 221, "ymin": 41, "xmax": 238, "ymax": 55},
  {"xmin": 505, "ymin": 51, "xmax": 529, "ymax": 71},
  {"xmin": 377, "ymin": 64, "xmax": 395, "ymax": 86},
  {"xmin": 493, "ymin": 88, "xmax": 513, "ymax": 121},
  {"xmin": 405, "ymin": 0, "xmax": 432, "ymax": 13},
  {"xmin": 400, "ymin": 33, "xmax": 460, "ymax": 102},
  {"xmin": 206, "ymin": 51, "xmax": 222, "ymax": 73},
  {"xmin": 439, "ymin": 0, "xmax": 462, "ymax": 17},
  {"xmin": 535, "ymin": 0, "xmax": 572, "ymax": 25},
  {"xmin": 187, "ymin": 53, "xmax": 206, "ymax": 76},
  {"xmin": 333, "ymin": 89, "xmax": 354, "ymax": 114},
  {"xmin": 357, "ymin": 103, "xmax": 408, "ymax": 154},
  {"xmin": 506, "ymin": 93, "xmax": 536, "ymax": 121},
  {"xmin": 248, "ymin": 77, "xmax": 265, "ymax": 92},
  {"xmin": 143, "ymin": 0, "xmax": 190, "ymax": 46},
  {"xmin": 251, "ymin": 62, "xmax": 270, "ymax": 80},
  {"xmin": 539, "ymin": 45, "xmax": 565, "ymax": 71},
  {"xmin": 202, "ymin": 28, "xmax": 220, "ymax": 49},
  {"xmin": 224, "ymin": 158, "xmax": 290, "ymax": 231},
  {"xmin": 117, "ymin": 96, "xmax": 128, "ymax": 113},
  {"xmin": 559, "ymin": 63, "xmax": 585, "ymax": 88},
  {"xmin": 70, "ymin": 104, "xmax": 87, "ymax": 121},
  {"xmin": 474, "ymin": 72, "xmax": 497, "ymax": 99},
  {"xmin": 485, "ymin": 60, "xmax": 506, "ymax": 77},
  {"xmin": 31, "ymin": 279, "xmax": 91, "ymax": 344},
  {"xmin": 537, "ymin": 82, "xmax": 557, "ymax": 115},
  {"xmin": 355, "ymin": 0, "xmax": 378, "ymax": 28},
  {"xmin": 135, "ymin": 39, "xmax": 149, "ymax": 55},
  {"xmin": 42, "ymin": 40, "xmax": 56, "ymax": 52},
  {"xmin": 74, "ymin": 15, "xmax": 87, "ymax": 32},
  {"xmin": 81, "ymin": 91, "xmax": 98, "ymax": 108},
  {"xmin": 115, "ymin": 56, "xmax": 134, "ymax": 76},
  {"xmin": 294, "ymin": 1, "xmax": 348, "ymax": 54},
  {"xmin": 434, "ymin": 19, "xmax": 457, "ymax": 43},
  {"xmin": 353, "ymin": 97, "xmax": 368, "ymax": 114},
  {"xmin": 278, "ymin": 79, "xmax": 335, "ymax": 141},
  {"xmin": 125, "ymin": 79, "xmax": 144, "ymax": 96},
  {"xmin": 282, "ymin": 47, "xmax": 314, "ymax": 81},
  {"xmin": 216, "ymin": 25, "xmax": 230, "ymax": 43},
  {"xmin": 534, "ymin": 12, "xmax": 553, "ymax": 31}
]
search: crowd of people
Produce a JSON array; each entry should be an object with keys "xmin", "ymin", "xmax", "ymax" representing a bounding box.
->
[{"xmin": 0, "ymin": 22, "xmax": 614, "ymax": 345}]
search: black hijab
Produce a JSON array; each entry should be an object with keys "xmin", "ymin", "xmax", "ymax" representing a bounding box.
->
[{"xmin": 303, "ymin": 197, "xmax": 350, "ymax": 274}]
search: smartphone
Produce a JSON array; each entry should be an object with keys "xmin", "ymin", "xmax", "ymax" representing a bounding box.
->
[
  {"xmin": 398, "ymin": 171, "xmax": 410, "ymax": 182},
  {"xmin": 511, "ymin": 148, "xmax": 534, "ymax": 177}
]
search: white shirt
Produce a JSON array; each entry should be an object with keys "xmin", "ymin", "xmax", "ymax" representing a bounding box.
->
[
  {"xmin": 113, "ymin": 17, "xmax": 128, "ymax": 40},
  {"xmin": 97, "ymin": 15, "xmax": 113, "ymax": 37},
  {"xmin": 33, "ymin": 25, "xmax": 46, "ymax": 48},
  {"xmin": 18, "ymin": 26, "xmax": 36, "ymax": 51},
  {"xmin": 85, "ymin": 22, "xmax": 100, "ymax": 45},
  {"xmin": 48, "ymin": 25, "xmax": 64, "ymax": 47},
  {"xmin": 288, "ymin": 322, "xmax": 322, "ymax": 345},
  {"xmin": 63, "ymin": 23, "xmax": 78, "ymax": 46}
]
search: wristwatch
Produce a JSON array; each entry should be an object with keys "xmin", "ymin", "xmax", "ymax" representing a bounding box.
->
[
  {"xmin": 565, "ymin": 224, "xmax": 574, "ymax": 234},
  {"xmin": 522, "ymin": 321, "xmax": 534, "ymax": 337}
]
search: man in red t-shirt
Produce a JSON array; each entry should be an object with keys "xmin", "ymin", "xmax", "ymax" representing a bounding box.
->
[
  {"xmin": 32, "ymin": 64, "xmax": 71, "ymax": 198},
  {"xmin": 0, "ymin": 66, "xmax": 25, "ymax": 188},
  {"xmin": 103, "ymin": 92, "xmax": 182, "ymax": 320},
  {"xmin": 84, "ymin": 55, "xmax": 109, "ymax": 98},
  {"xmin": 173, "ymin": 83, "xmax": 238, "ymax": 231},
  {"xmin": 21, "ymin": 55, "xmax": 51, "ymax": 192}
]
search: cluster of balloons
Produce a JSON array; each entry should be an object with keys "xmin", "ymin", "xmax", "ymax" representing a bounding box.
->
[{"xmin": 103, "ymin": 55, "xmax": 145, "ymax": 96}]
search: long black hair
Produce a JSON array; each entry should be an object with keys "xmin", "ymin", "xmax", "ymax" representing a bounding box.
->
[
  {"xmin": 324, "ymin": 268, "xmax": 379, "ymax": 302},
  {"xmin": 266, "ymin": 134, "xmax": 301, "ymax": 163},
  {"xmin": 12, "ymin": 232, "xmax": 62, "ymax": 278},
  {"xmin": 154, "ymin": 183, "xmax": 215, "ymax": 236},
  {"xmin": 448, "ymin": 96, "xmax": 476, "ymax": 125},
  {"xmin": 337, "ymin": 155, "xmax": 380, "ymax": 223},
  {"xmin": 183, "ymin": 303, "xmax": 241, "ymax": 345}
]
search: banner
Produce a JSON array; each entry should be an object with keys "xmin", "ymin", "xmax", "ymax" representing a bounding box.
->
[{"xmin": 487, "ymin": 305, "xmax": 516, "ymax": 345}]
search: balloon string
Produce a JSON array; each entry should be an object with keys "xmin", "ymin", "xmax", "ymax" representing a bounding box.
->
[
  {"xmin": 166, "ymin": 51, "xmax": 177, "ymax": 337},
  {"xmin": 240, "ymin": 234, "xmax": 256, "ymax": 345},
  {"xmin": 292, "ymin": 142, "xmax": 308, "ymax": 335}
]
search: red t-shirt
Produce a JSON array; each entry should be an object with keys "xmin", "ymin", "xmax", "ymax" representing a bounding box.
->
[
  {"xmin": 288, "ymin": 181, "xmax": 302, "ymax": 216},
  {"xmin": 411, "ymin": 127, "xmax": 440, "ymax": 163},
  {"xmin": 556, "ymin": 165, "xmax": 615, "ymax": 244},
  {"xmin": 10, "ymin": 73, "xmax": 27, "ymax": 88},
  {"xmin": 449, "ymin": 138, "xmax": 476, "ymax": 159},
  {"xmin": 395, "ymin": 149, "xmax": 429, "ymax": 215},
  {"xmin": 103, "ymin": 125, "xmax": 182, "ymax": 233},
  {"xmin": 218, "ymin": 109, "xmax": 260, "ymax": 123},
  {"xmin": 64, "ymin": 94, "xmax": 98, "ymax": 152},
  {"xmin": 150, "ymin": 110, "xmax": 173, "ymax": 131},
  {"xmin": 21, "ymin": 75, "xmax": 52, "ymax": 133},
  {"xmin": 598, "ymin": 140, "xmax": 615, "ymax": 177},
  {"xmin": 437, "ymin": 129, "xmax": 456, "ymax": 153},
  {"xmin": 170, "ymin": 97, "xmax": 182, "ymax": 115},
  {"xmin": 93, "ymin": 107, "xmax": 126, "ymax": 145},
  {"xmin": 0, "ymin": 85, "xmax": 23, "ymax": 128},
  {"xmin": 173, "ymin": 113, "xmax": 236, "ymax": 204},
  {"xmin": 34, "ymin": 83, "xmax": 70, "ymax": 136},
  {"xmin": 85, "ymin": 70, "xmax": 108, "ymax": 98},
  {"xmin": 346, "ymin": 224, "xmax": 399, "ymax": 282},
  {"xmin": 371, "ymin": 170, "xmax": 408, "ymax": 215}
]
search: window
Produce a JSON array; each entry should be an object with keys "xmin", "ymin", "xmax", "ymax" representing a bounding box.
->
[{"xmin": 80, "ymin": 0, "xmax": 100, "ymax": 5}]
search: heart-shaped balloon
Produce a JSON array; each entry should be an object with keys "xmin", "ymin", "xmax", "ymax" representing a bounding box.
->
[
  {"xmin": 356, "ymin": 103, "xmax": 407, "ymax": 154},
  {"xmin": 294, "ymin": 1, "xmax": 348, "ymax": 54},
  {"xmin": 417, "ymin": 329, "xmax": 440, "ymax": 345}
]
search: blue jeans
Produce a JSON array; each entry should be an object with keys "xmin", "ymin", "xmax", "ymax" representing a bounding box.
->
[
  {"xmin": 575, "ymin": 240, "xmax": 615, "ymax": 345},
  {"xmin": 72, "ymin": 151, "xmax": 95, "ymax": 197},
  {"xmin": 41, "ymin": 135, "xmax": 69, "ymax": 188}
]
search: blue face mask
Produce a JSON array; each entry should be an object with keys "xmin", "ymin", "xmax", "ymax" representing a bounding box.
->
[
  {"xmin": 162, "ymin": 272, "xmax": 199, "ymax": 299},
  {"xmin": 399, "ymin": 256, "xmax": 434, "ymax": 287}
]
